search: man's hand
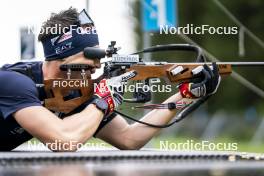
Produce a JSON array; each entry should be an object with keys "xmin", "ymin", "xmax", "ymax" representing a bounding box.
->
[
  {"xmin": 178, "ymin": 63, "xmax": 221, "ymax": 98},
  {"xmin": 94, "ymin": 71, "xmax": 137, "ymax": 115}
]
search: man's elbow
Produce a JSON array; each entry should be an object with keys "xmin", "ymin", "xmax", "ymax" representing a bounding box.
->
[
  {"xmin": 121, "ymin": 144, "xmax": 142, "ymax": 150},
  {"xmin": 45, "ymin": 131, "xmax": 90, "ymax": 152},
  {"xmin": 119, "ymin": 141, "xmax": 144, "ymax": 150},
  {"xmin": 46, "ymin": 138, "xmax": 83, "ymax": 152},
  {"xmin": 114, "ymin": 127, "xmax": 145, "ymax": 150},
  {"xmin": 117, "ymin": 137, "xmax": 145, "ymax": 150}
]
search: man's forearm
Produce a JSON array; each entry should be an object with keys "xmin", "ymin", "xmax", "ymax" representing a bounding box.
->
[
  {"xmin": 14, "ymin": 104, "xmax": 104, "ymax": 151},
  {"xmin": 61, "ymin": 104, "xmax": 104, "ymax": 144},
  {"xmin": 124, "ymin": 93, "xmax": 184, "ymax": 149}
]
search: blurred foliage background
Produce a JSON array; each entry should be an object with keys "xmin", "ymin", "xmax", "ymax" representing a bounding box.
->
[{"xmin": 117, "ymin": 0, "xmax": 264, "ymax": 152}]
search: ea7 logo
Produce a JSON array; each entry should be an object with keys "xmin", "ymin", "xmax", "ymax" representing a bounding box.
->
[{"xmin": 55, "ymin": 42, "xmax": 72, "ymax": 54}]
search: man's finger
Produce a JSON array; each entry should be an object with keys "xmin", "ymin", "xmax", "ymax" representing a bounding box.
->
[
  {"xmin": 191, "ymin": 68, "xmax": 210, "ymax": 89},
  {"xmin": 201, "ymin": 67, "xmax": 211, "ymax": 85},
  {"xmin": 212, "ymin": 62, "xmax": 219, "ymax": 77},
  {"xmin": 203, "ymin": 64, "xmax": 214, "ymax": 78}
]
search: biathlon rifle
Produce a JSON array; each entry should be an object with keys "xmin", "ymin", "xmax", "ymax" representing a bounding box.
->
[{"xmin": 43, "ymin": 41, "xmax": 264, "ymax": 126}]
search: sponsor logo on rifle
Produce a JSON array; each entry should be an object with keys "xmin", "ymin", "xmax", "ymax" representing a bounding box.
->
[
  {"xmin": 112, "ymin": 54, "xmax": 139, "ymax": 63},
  {"xmin": 52, "ymin": 79, "xmax": 89, "ymax": 88}
]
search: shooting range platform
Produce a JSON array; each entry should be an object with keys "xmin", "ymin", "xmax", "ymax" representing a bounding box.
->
[{"xmin": 0, "ymin": 150, "xmax": 264, "ymax": 176}]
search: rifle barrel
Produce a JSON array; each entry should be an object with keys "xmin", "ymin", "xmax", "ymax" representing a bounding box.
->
[{"xmin": 217, "ymin": 62, "xmax": 264, "ymax": 67}]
